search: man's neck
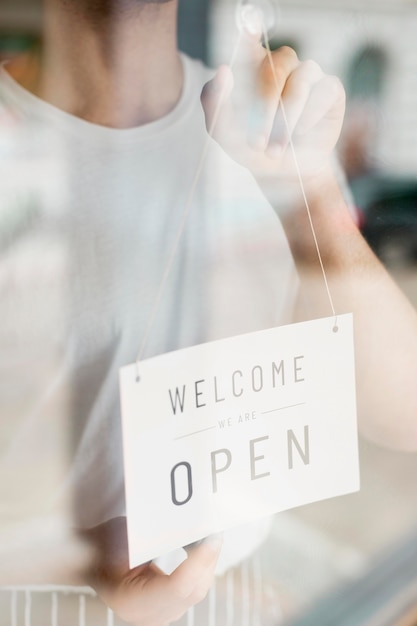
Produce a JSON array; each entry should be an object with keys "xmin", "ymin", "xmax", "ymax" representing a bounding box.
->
[{"xmin": 7, "ymin": 0, "xmax": 183, "ymax": 128}]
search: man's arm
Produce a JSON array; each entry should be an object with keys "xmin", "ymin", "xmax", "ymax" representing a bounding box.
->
[
  {"xmin": 201, "ymin": 43, "xmax": 417, "ymax": 452},
  {"xmin": 286, "ymin": 164, "xmax": 417, "ymax": 450}
]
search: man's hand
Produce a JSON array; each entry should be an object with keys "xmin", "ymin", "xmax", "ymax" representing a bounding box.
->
[
  {"xmin": 83, "ymin": 517, "xmax": 222, "ymax": 626},
  {"xmin": 204, "ymin": 38, "xmax": 417, "ymax": 454},
  {"xmin": 201, "ymin": 43, "xmax": 345, "ymax": 181}
]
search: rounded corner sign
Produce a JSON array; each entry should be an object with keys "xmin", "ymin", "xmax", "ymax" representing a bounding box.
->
[{"xmin": 119, "ymin": 314, "xmax": 359, "ymax": 568}]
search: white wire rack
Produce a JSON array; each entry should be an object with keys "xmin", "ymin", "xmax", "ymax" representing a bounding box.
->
[
  {"xmin": 0, "ymin": 555, "xmax": 272, "ymax": 626},
  {"xmin": 1, "ymin": 586, "xmax": 115, "ymax": 626}
]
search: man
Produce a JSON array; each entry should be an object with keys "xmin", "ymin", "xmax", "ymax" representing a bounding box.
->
[{"xmin": 1, "ymin": 0, "xmax": 417, "ymax": 624}]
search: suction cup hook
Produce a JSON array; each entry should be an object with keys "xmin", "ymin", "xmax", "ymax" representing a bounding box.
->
[{"xmin": 235, "ymin": 0, "xmax": 280, "ymax": 37}]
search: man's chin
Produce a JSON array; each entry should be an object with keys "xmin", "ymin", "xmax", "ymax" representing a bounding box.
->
[{"xmin": 60, "ymin": 0, "xmax": 175, "ymax": 23}]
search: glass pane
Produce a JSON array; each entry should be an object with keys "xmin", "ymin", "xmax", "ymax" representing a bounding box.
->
[{"xmin": 1, "ymin": 1, "xmax": 417, "ymax": 625}]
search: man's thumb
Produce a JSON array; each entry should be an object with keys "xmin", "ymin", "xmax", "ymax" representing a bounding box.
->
[{"xmin": 200, "ymin": 65, "xmax": 234, "ymax": 133}]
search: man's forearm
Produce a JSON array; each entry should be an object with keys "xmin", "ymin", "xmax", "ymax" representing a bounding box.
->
[{"xmin": 278, "ymin": 163, "xmax": 417, "ymax": 450}]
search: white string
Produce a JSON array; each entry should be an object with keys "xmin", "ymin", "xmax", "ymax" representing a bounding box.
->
[
  {"xmin": 24, "ymin": 590, "xmax": 31, "ymax": 626},
  {"xmin": 51, "ymin": 592, "xmax": 58, "ymax": 626},
  {"xmin": 78, "ymin": 594, "xmax": 86, "ymax": 626},
  {"xmin": 241, "ymin": 561, "xmax": 250, "ymax": 626},
  {"xmin": 186, "ymin": 605, "xmax": 195, "ymax": 626},
  {"xmin": 252, "ymin": 554, "xmax": 262, "ymax": 626},
  {"xmin": 262, "ymin": 26, "xmax": 338, "ymax": 328},
  {"xmin": 208, "ymin": 579, "xmax": 217, "ymax": 626},
  {"xmin": 107, "ymin": 606, "xmax": 115, "ymax": 626},
  {"xmin": 226, "ymin": 569, "xmax": 235, "ymax": 626},
  {"xmin": 11, "ymin": 590, "xmax": 17, "ymax": 626},
  {"xmin": 134, "ymin": 14, "xmax": 338, "ymax": 374},
  {"xmin": 134, "ymin": 32, "xmax": 243, "ymax": 374}
]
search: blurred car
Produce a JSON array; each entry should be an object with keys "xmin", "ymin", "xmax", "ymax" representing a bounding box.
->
[{"xmin": 350, "ymin": 174, "xmax": 417, "ymax": 263}]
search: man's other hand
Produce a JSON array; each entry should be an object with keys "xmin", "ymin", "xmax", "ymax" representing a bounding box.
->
[{"xmin": 83, "ymin": 517, "xmax": 222, "ymax": 626}]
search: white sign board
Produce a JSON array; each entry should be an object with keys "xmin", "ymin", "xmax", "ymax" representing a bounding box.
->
[{"xmin": 120, "ymin": 314, "xmax": 359, "ymax": 568}]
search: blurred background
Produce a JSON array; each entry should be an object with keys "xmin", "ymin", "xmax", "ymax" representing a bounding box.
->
[{"xmin": 2, "ymin": 0, "xmax": 417, "ymax": 624}]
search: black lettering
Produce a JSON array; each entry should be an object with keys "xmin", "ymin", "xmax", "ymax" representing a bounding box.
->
[
  {"xmin": 232, "ymin": 370, "xmax": 243, "ymax": 397},
  {"xmin": 288, "ymin": 426, "xmax": 310, "ymax": 469},
  {"xmin": 250, "ymin": 436, "xmax": 270, "ymax": 480},
  {"xmin": 195, "ymin": 380, "xmax": 206, "ymax": 408},
  {"xmin": 251, "ymin": 365, "xmax": 263, "ymax": 392},
  {"xmin": 294, "ymin": 356, "xmax": 305, "ymax": 383},
  {"xmin": 171, "ymin": 462, "xmax": 193, "ymax": 506},
  {"xmin": 272, "ymin": 360, "xmax": 285, "ymax": 387},
  {"xmin": 211, "ymin": 449, "xmax": 232, "ymax": 493},
  {"xmin": 214, "ymin": 376, "xmax": 225, "ymax": 403},
  {"xmin": 168, "ymin": 386, "xmax": 186, "ymax": 415}
]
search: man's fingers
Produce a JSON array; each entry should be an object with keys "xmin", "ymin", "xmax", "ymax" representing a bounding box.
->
[
  {"xmin": 201, "ymin": 66, "xmax": 234, "ymax": 134},
  {"xmin": 295, "ymin": 74, "xmax": 346, "ymax": 136},
  {"xmin": 266, "ymin": 59, "xmax": 323, "ymax": 156},
  {"xmin": 169, "ymin": 535, "xmax": 223, "ymax": 602},
  {"xmin": 201, "ymin": 44, "xmax": 344, "ymax": 179},
  {"xmin": 258, "ymin": 46, "xmax": 300, "ymax": 99},
  {"xmin": 250, "ymin": 46, "xmax": 299, "ymax": 148},
  {"xmin": 201, "ymin": 68, "xmax": 249, "ymax": 164},
  {"xmin": 131, "ymin": 536, "xmax": 221, "ymax": 609},
  {"xmin": 92, "ymin": 521, "xmax": 222, "ymax": 625}
]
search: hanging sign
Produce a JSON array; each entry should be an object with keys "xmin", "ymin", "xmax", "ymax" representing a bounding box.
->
[{"xmin": 120, "ymin": 314, "xmax": 359, "ymax": 568}]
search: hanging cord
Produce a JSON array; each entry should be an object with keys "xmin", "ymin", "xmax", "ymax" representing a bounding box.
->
[
  {"xmin": 134, "ymin": 20, "xmax": 340, "ymax": 377},
  {"xmin": 261, "ymin": 25, "xmax": 338, "ymax": 330},
  {"xmin": 134, "ymin": 33, "xmax": 243, "ymax": 377}
]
